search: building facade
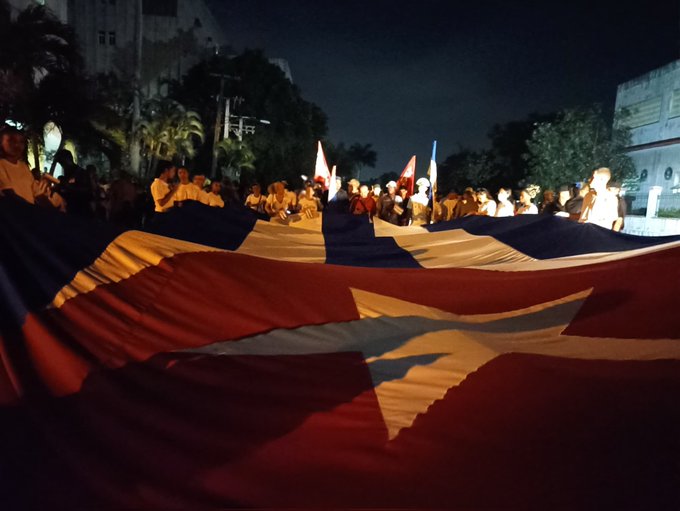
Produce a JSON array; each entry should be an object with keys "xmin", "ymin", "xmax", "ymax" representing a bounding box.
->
[
  {"xmin": 66, "ymin": 0, "xmax": 226, "ymax": 93},
  {"xmin": 615, "ymin": 60, "xmax": 680, "ymax": 235}
]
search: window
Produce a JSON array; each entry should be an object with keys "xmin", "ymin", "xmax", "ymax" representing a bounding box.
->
[
  {"xmin": 669, "ymin": 90, "xmax": 680, "ymax": 119},
  {"xmin": 640, "ymin": 169, "xmax": 648, "ymax": 182},
  {"xmin": 619, "ymin": 97, "xmax": 663, "ymax": 128},
  {"xmin": 664, "ymin": 167, "xmax": 673, "ymax": 180},
  {"xmin": 109, "ymin": 31, "xmax": 116, "ymax": 46},
  {"xmin": 98, "ymin": 31, "xmax": 105, "ymax": 45}
]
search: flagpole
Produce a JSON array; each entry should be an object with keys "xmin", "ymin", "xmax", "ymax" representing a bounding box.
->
[{"xmin": 429, "ymin": 140, "xmax": 437, "ymax": 224}]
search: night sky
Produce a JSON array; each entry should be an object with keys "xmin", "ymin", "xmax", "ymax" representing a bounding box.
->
[{"xmin": 206, "ymin": 0, "xmax": 679, "ymax": 178}]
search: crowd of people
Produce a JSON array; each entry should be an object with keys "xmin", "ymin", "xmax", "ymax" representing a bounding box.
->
[{"xmin": 0, "ymin": 125, "xmax": 626, "ymax": 232}]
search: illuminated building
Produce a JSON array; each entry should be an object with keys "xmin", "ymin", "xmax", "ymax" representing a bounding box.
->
[{"xmin": 615, "ymin": 60, "xmax": 680, "ymax": 234}]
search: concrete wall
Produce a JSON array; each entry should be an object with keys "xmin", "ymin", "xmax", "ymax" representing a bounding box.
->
[
  {"xmin": 627, "ymin": 145, "xmax": 680, "ymax": 196},
  {"xmin": 623, "ymin": 215, "xmax": 680, "ymax": 236}
]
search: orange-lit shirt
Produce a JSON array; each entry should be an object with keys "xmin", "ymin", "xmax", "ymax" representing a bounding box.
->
[{"xmin": 0, "ymin": 159, "xmax": 37, "ymax": 204}]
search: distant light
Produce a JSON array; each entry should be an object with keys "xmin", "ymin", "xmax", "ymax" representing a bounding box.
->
[
  {"xmin": 300, "ymin": 174, "xmax": 308, "ymax": 181},
  {"xmin": 259, "ymin": 119, "xmax": 271, "ymax": 125}
]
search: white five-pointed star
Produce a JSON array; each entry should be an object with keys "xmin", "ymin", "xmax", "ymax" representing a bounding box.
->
[{"xmin": 184, "ymin": 288, "xmax": 680, "ymax": 440}]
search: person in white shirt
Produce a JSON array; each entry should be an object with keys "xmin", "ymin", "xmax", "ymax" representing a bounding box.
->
[
  {"xmin": 265, "ymin": 181, "xmax": 293, "ymax": 220},
  {"xmin": 408, "ymin": 177, "xmax": 431, "ymax": 226},
  {"xmin": 207, "ymin": 181, "xmax": 224, "ymax": 208},
  {"xmin": 298, "ymin": 182, "xmax": 322, "ymax": 218},
  {"xmin": 579, "ymin": 167, "xmax": 619, "ymax": 229},
  {"xmin": 0, "ymin": 126, "xmax": 54, "ymax": 206},
  {"xmin": 476, "ymin": 188, "xmax": 497, "ymax": 216},
  {"xmin": 495, "ymin": 188, "xmax": 515, "ymax": 217},
  {"xmin": 515, "ymin": 189, "xmax": 538, "ymax": 215},
  {"xmin": 174, "ymin": 167, "xmax": 201, "ymax": 203},
  {"xmin": 149, "ymin": 160, "xmax": 177, "ymax": 213},
  {"xmin": 192, "ymin": 174, "xmax": 210, "ymax": 205},
  {"xmin": 245, "ymin": 183, "xmax": 266, "ymax": 214}
]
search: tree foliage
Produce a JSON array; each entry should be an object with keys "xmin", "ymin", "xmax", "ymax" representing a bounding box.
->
[
  {"xmin": 170, "ymin": 50, "xmax": 376, "ymax": 187},
  {"xmin": 325, "ymin": 142, "xmax": 377, "ymax": 179},
  {"xmin": 137, "ymin": 97, "xmax": 204, "ymax": 176},
  {"xmin": 0, "ymin": 1, "xmax": 82, "ymax": 167},
  {"xmin": 526, "ymin": 106, "xmax": 635, "ymax": 189},
  {"xmin": 169, "ymin": 50, "xmax": 328, "ymax": 185},
  {"xmin": 215, "ymin": 138, "xmax": 255, "ymax": 180},
  {"xmin": 439, "ymin": 113, "xmax": 554, "ymax": 193}
]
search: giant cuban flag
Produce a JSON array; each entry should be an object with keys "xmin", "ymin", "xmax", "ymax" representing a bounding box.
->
[{"xmin": 1, "ymin": 196, "xmax": 680, "ymax": 509}]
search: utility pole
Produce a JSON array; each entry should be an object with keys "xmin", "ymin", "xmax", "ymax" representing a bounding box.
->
[
  {"xmin": 209, "ymin": 73, "xmax": 229, "ymax": 178},
  {"xmin": 129, "ymin": 0, "xmax": 143, "ymax": 177}
]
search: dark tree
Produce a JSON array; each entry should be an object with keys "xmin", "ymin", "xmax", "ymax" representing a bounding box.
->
[{"xmin": 170, "ymin": 50, "xmax": 329, "ymax": 187}]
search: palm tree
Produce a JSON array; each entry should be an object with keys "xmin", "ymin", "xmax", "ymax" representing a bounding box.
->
[
  {"xmin": 347, "ymin": 143, "xmax": 377, "ymax": 180},
  {"xmin": 215, "ymin": 138, "xmax": 256, "ymax": 180},
  {"xmin": 0, "ymin": 1, "xmax": 82, "ymax": 168},
  {"xmin": 137, "ymin": 97, "xmax": 205, "ymax": 177}
]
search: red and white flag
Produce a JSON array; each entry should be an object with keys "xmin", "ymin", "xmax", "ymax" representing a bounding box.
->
[
  {"xmin": 397, "ymin": 155, "xmax": 416, "ymax": 197},
  {"xmin": 313, "ymin": 141, "xmax": 331, "ymax": 189}
]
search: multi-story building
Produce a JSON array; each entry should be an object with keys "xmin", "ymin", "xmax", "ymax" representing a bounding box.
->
[
  {"xmin": 8, "ymin": 0, "xmax": 226, "ymax": 93},
  {"xmin": 67, "ymin": 0, "xmax": 226, "ymax": 93},
  {"xmin": 615, "ymin": 60, "xmax": 680, "ymax": 235}
]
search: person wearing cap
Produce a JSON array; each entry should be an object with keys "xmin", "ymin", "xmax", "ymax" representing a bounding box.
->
[
  {"xmin": 378, "ymin": 180, "xmax": 399, "ymax": 224},
  {"xmin": 476, "ymin": 188, "xmax": 496, "ymax": 216},
  {"xmin": 408, "ymin": 177, "xmax": 431, "ymax": 226},
  {"xmin": 0, "ymin": 126, "xmax": 56, "ymax": 207},
  {"xmin": 347, "ymin": 178, "xmax": 360, "ymax": 200},
  {"xmin": 608, "ymin": 181, "xmax": 626, "ymax": 232}
]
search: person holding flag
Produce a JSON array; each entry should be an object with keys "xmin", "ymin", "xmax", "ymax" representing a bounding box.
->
[{"xmin": 396, "ymin": 156, "xmax": 416, "ymax": 197}]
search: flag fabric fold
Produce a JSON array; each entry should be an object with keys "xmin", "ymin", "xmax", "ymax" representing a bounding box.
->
[{"xmin": 1, "ymin": 196, "xmax": 680, "ymax": 509}]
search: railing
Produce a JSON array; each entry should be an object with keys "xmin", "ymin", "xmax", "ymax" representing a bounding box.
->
[
  {"xmin": 657, "ymin": 193, "xmax": 680, "ymax": 218},
  {"xmin": 624, "ymin": 192, "xmax": 648, "ymax": 216},
  {"xmin": 624, "ymin": 190, "xmax": 680, "ymax": 218}
]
